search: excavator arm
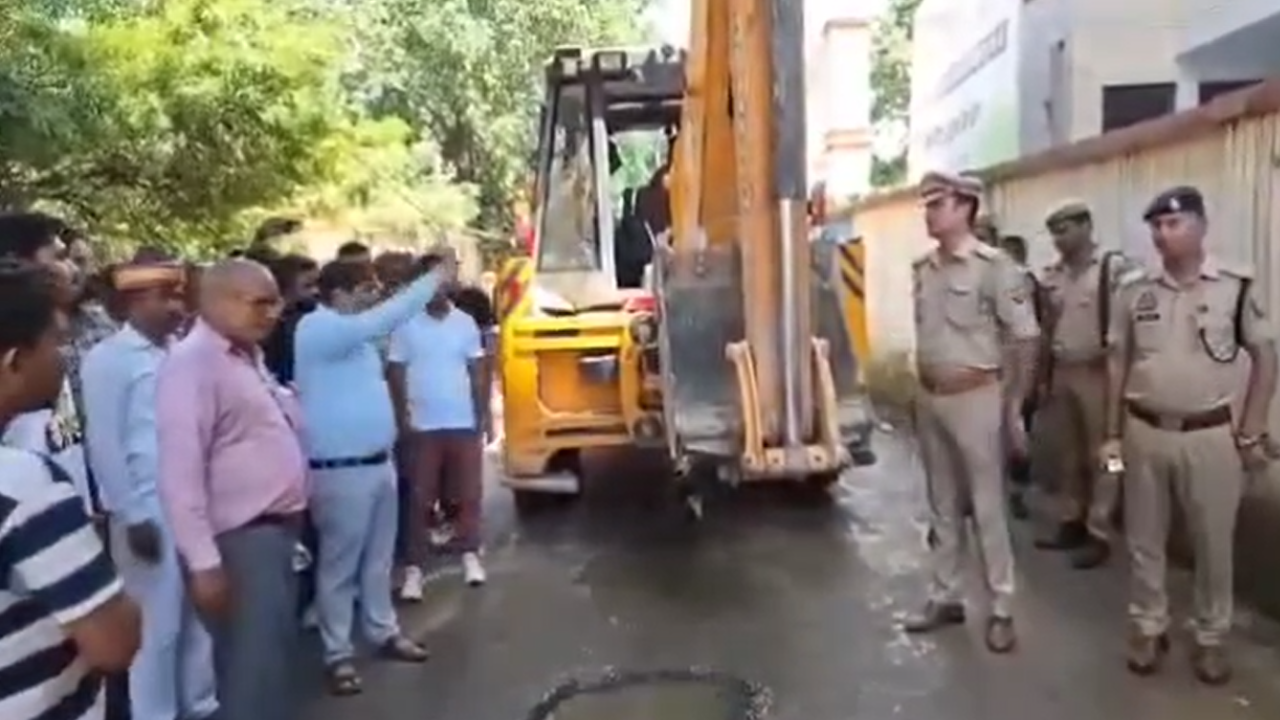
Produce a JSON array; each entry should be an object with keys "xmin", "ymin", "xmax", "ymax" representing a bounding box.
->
[{"xmin": 660, "ymin": 0, "xmax": 867, "ymax": 480}]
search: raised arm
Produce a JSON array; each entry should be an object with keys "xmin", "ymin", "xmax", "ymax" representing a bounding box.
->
[
  {"xmin": 298, "ymin": 270, "xmax": 443, "ymax": 358},
  {"xmin": 156, "ymin": 354, "xmax": 219, "ymax": 571}
]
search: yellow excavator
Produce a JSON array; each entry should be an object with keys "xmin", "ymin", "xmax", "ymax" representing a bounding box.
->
[{"xmin": 495, "ymin": 0, "xmax": 875, "ymax": 516}]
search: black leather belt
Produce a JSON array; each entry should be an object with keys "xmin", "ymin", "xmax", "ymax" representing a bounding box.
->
[
  {"xmin": 308, "ymin": 450, "xmax": 390, "ymax": 470},
  {"xmin": 244, "ymin": 512, "xmax": 304, "ymax": 531},
  {"xmin": 1127, "ymin": 402, "xmax": 1232, "ymax": 432}
]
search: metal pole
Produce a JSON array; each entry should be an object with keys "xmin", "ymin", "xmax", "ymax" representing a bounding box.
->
[{"xmin": 779, "ymin": 200, "xmax": 802, "ymax": 445}]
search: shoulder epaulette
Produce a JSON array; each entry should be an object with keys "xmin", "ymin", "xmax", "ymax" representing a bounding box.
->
[
  {"xmin": 1217, "ymin": 261, "xmax": 1254, "ymax": 280},
  {"xmin": 972, "ymin": 243, "xmax": 999, "ymax": 261}
]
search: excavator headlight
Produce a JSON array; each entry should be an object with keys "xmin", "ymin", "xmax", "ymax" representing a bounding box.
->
[{"xmin": 628, "ymin": 313, "xmax": 658, "ymax": 346}]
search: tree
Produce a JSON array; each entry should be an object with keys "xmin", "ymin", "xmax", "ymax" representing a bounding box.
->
[
  {"xmin": 350, "ymin": 0, "xmax": 652, "ymax": 229},
  {"xmin": 869, "ymin": 0, "xmax": 922, "ymax": 189},
  {"xmin": 1, "ymin": 0, "xmax": 645, "ymax": 259}
]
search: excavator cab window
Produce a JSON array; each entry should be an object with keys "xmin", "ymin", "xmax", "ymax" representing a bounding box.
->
[
  {"xmin": 536, "ymin": 85, "xmax": 599, "ymax": 273},
  {"xmin": 532, "ymin": 48, "xmax": 685, "ymax": 289}
]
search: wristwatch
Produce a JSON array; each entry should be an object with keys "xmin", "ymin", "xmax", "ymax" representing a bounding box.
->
[{"xmin": 1235, "ymin": 433, "xmax": 1264, "ymax": 449}]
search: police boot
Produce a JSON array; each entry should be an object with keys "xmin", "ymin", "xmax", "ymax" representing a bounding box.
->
[
  {"xmin": 902, "ymin": 602, "xmax": 965, "ymax": 634},
  {"xmin": 1070, "ymin": 536, "xmax": 1110, "ymax": 569},
  {"xmin": 1008, "ymin": 489, "xmax": 1029, "ymax": 520},
  {"xmin": 1035, "ymin": 519, "xmax": 1087, "ymax": 550},
  {"xmin": 1126, "ymin": 632, "xmax": 1169, "ymax": 675},
  {"xmin": 1191, "ymin": 644, "xmax": 1232, "ymax": 685}
]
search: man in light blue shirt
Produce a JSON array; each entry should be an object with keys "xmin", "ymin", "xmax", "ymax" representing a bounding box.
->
[
  {"xmin": 293, "ymin": 254, "xmax": 451, "ymax": 695},
  {"xmin": 81, "ymin": 261, "xmax": 218, "ymax": 720},
  {"xmin": 389, "ymin": 255, "xmax": 491, "ymax": 598}
]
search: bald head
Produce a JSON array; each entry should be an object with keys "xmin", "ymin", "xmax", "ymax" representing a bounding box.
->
[{"xmin": 199, "ymin": 259, "xmax": 283, "ymax": 345}]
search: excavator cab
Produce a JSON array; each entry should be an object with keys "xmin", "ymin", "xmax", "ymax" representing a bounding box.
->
[{"xmin": 496, "ymin": 46, "xmax": 685, "ymax": 510}]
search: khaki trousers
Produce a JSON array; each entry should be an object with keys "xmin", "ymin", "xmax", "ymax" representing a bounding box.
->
[
  {"xmin": 1123, "ymin": 416, "xmax": 1242, "ymax": 645},
  {"xmin": 1049, "ymin": 364, "xmax": 1117, "ymax": 540},
  {"xmin": 916, "ymin": 381, "xmax": 1015, "ymax": 617}
]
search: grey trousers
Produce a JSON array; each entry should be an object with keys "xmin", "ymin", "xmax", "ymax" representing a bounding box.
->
[{"xmin": 210, "ymin": 520, "xmax": 302, "ymax": 720}]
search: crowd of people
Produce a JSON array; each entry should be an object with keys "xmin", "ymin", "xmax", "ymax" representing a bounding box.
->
[
  {"xmin": 906, "ymin": 172, "xmax": 1278, "ymax": 687},
  {"xmin": 0, "ymin": 212, "xmax": 497, "ymax": 720}
]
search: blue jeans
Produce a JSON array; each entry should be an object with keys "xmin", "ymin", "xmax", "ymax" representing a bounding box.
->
[{"xmin": 310, "ymin": 461, "xmax": 401, "ymax": 664}]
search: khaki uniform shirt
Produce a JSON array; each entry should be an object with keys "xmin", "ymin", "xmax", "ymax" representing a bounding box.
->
[
  {"xmin": 1040, "ymin": 251, "xmax": 1141, "ymax": 363},
  {"xmin": 914, "ymin": 237, "xmax": 1040, "ymax": 371},
  {"xmin": 1112, "ymin": 256, "xmax": 1276, "ymax": 415}
]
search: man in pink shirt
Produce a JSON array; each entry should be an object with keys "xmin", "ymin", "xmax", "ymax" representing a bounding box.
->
[{"xmin": 156, "ymin": 259, "xmax": 307, "ymax": 720}]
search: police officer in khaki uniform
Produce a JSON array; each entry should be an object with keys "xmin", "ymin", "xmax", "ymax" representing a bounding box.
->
[
  {"xmin": 1103, "ymin": 186, "xmax": 1278, "ymax": 684},
  {"xmin": 1033, "ymin": 201, "xmax": 1140, "ymax": 568},
  {"xmin": 903, "ymin": 172, "xmax": 1040, "ymax": 653}
]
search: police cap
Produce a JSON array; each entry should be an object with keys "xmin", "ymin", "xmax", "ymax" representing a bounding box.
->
[
  {"xmin": 919, "ymin": 171, "xmax": 984, "ymax": 203},
  {"xmin": 1142, "ymin": 185, "xmax": 1206, "ymax": 222},
  {"xmin": 1044, "ymin": 200, "xmax": 1091, "ymax": 228}
]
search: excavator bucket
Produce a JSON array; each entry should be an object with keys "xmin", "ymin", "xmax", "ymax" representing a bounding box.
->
[{"xmin": 654, "ymin": 246, "xmax": 745, "ymax": 458}]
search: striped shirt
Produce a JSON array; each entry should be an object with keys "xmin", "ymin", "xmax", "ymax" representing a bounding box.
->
[{"xmin": 0, "ymin": 446, "xmax": 122, "ymax": 720}]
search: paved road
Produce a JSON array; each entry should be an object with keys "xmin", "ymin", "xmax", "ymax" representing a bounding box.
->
[{"xmin": 308, "ymin": 431, "xmax": 1280, "ymax": 720}]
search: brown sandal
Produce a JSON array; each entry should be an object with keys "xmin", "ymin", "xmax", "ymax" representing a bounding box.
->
[{"xmin": 325, "ymin": 661, "xmax": 363, "ymax": 696}]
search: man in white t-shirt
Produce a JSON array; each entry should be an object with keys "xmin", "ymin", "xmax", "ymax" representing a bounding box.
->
[
  {"xmin": 388, "ymin": 254, "xmax": 492, "ymax": 595},
  {"xmin": 0, "ymin": 258, "xmax": 140, "ymax": 720}
]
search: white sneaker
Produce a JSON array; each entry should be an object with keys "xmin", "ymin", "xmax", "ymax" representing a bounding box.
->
[
  {"xmin": 399, "ymin": 566, "xmax": 424, "ymax": 602},
  {"xmin": 462, "ymin": 552, "xmax": 486, "ymax": 587}
]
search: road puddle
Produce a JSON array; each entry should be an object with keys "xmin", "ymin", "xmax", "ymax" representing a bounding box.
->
[{"xmin": 526, "ymin": 670, "xmax": 767, "ymax": 720}]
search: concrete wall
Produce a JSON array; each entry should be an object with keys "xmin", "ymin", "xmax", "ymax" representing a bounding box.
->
[{"xmin": 852, "ymin": 82, "xmax": 1280, "ymax": 616}]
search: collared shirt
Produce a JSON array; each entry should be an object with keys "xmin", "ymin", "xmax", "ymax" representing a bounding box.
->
[
  {"xmin": 389, "ymin": 306, "xmax": 483, "ymax": 432},
  {"xmin": 1040, "ymin": 250, "xmax": 1141, "ymax": 362},
  {"xmin": 293, "ymin": 272, "xmax": 441, "ymax": 460},
  {"xmin": 156, "ymin": 321, "xmax": 308, "ymax": 572},
  {"xmin": 80, "ymin": 325, "xmax": 169, "ymax": 526},
  {"xmin": 913, "ymin": 236, "xmax": 1039, "ymax": 371},
  {"xmin": 1113, "ymin": 255, "xmax": 1276, "ymax": 415}
]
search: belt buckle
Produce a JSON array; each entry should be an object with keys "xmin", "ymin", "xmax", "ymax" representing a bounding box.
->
[{"xmin": 1157, "ymin": 414, "xmax": 1183, "ymax": 431}]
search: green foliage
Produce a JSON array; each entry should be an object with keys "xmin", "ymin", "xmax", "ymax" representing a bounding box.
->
[
  {"xmin": 869, "ymin": 0, "xmax": 922, "ymax": 189},
  {"xmin": 0, "ymin": 0, "xmax": 650, "ymax": 259},
  {"xmin": 351, "ymin": 0, "xmax": 651, "ymax": 229}
]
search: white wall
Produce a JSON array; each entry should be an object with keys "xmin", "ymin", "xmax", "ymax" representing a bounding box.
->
[
  {"xmin": 907, "ymin": 0, "xmax": 1024, "ymax": 176},
  {"xmin": 1180, "ymin": 0, "xmax": 1280, "ymax": 58}
]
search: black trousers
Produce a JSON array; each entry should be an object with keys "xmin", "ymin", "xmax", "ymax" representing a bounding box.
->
[{"xmin": 1008, "ymin": 398, "xmax": 1038, "ymax": 489}]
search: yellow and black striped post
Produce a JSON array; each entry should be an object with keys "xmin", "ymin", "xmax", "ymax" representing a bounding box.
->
[{"xmin": 836, "ymin": 239, "xmax": 871, "ymax": 365}]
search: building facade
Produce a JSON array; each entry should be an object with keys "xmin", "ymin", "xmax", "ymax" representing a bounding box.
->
[
  {"xmin": 806, "ymin": 16, "xmax": 875, "ymax": 201},
  {"xmin": 907, "ymin": 0, "xmax": 1278, "ymax": 178}
]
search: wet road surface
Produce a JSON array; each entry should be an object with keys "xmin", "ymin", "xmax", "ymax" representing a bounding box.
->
[{"xmin": 308, "ymin": 431, "xmax": 1280, "ymax": 720}]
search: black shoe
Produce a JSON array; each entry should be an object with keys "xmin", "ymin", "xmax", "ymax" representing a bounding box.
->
[
  {"xmin": 902, "ymin": 602, "xmax": 966, "ymax": 633},
  {"xmin": 1035, "ymin": 520, "xmax": 1087, "ymax": 550},
  {"xmin": 1127, "ymin": 633, "xmax": 1170, "ymax": 675},
  {"xmin": 1071, "ymin": 537, "xmax": 1111, "ymax": 569},
  {"xmin": 1009, "ymin": 491, "xmax": 1029, "ymax": 520},
  {"xmin": 1191, "ymin": 644, "xmax": 1232, "ymax": 685}
]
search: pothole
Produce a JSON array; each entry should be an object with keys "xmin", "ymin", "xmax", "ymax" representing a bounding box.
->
[{"xmin": 524, "ymin": 668, "xmax": 770, "ymax": 720}]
